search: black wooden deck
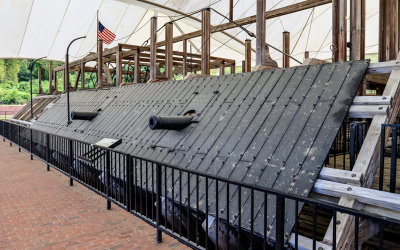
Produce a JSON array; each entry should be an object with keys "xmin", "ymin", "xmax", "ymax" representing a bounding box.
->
[{"xmin": 32, "ymin": 60, "xmax": 369, "ymax": 240}]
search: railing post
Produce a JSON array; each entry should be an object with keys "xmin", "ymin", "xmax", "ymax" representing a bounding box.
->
[
  {"xmin": 156, "ymin": 164, "xmax": 162, "ymax": 243},
  {"xmin": 275, "ymin": 195, "xmax": 285, "ymax": 250},
  {"xmin": 106, "ymin": 150, "xmax": 111, "ymax": 210},
  {"xmin": 126, "ymin": 154, "xmax": 132, "ymax": 212},
  {"xmin": 30, "ymin": 128, "xmax": 33, "ymax": 160},
  {"xmin": 379, "ymin": 124, "xmax": 385, "ymax": 191},
  {"xmin": 46, "ymin": 133, "xmax": 50, "ymax": 171},
  {"xmin": 69, "ymin": 139, "xmax": 73, "ymax": 186},
  {"xmin": 18, "ymin": 126, "xmax": 21, "ymax": 152},
  {"xmin": 9, "ymin": 123, "xmax": 12, "ymax": 146},
  {"xmin": 2, "ymin": 121, "xmax": 5, "ymax": 142},
  {"xmin": 390, "ymin": 126, "xmax": 397, "ymax": 193},
  {"xmin": 350, "ymin": 123, "xmax": 356, "ymax": 169}
]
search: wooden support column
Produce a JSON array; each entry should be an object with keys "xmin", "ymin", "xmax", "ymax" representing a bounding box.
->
[
  {"xmin": 165, "ymin": 22, "xmax": 173, "ymax": 80},
  {"xmin": 116, "ymin": 45, "xmax": 122, "ymax": 86},
  {"xmin": 134, "ymin": 48, "xmax": 141, "ymax": 84},
  {"xmin": 97, "ymin": 39, "xmax": 104, "ymax": 87},
  {"xmin": 242, "ymin": 60, "xmax": 246, "ymax": 73},
  {"xmin": 283, "ymin": 31, "xmax": 290, "ymax": 68},
  {"xmin": 150, "ymin": 16, "xmax": 157, "ymax": 80},
  {"xmin": 255, "ymin": 0, "xmax": 266, "ymax": 66},
  {"xmin": 182, "ymin": 39, "xmax": 188, "ymax": 77},
  {"xmin": 245, "ymin": 39, "xmax": 252, "ymax": 72},
  {"xmin": 74, "ymin": 69, "xmax": 81, "ymax": 89},
  {"xmin": 219, "ymin": 61, "xmax": 225, "ymax": 75},
  {"xmin": 201, "ymin": 8, "xmax": 211, "ymax": 75},
  {"xmin": 229, "ymin": 0, "xmax": 234, "ymax": 20},
  {"xmin": 339, "ymin": 0, "xmax": 347, "ymax": 62},
  {"xmin": 332, "ymin": 0, "xmax": 347, "ymax": 62},
  {"xmin": 48, "ymin": 61, "xmax": 53, "ymax": 93},
  {"xmin": 81, "ymin": 62, "xmax": 85, "ymax": 89},
  {"xmin": 379, "ymin": 0, "xmax": 399, "ymax": 61},
  {"xmin": 54, "ymin": 70, "xmax": 58, "ymax": 92},
  {"xmin": 38, "ymin": 67, "xmax": 43, "ymax": 94},
  {"xmin": 350, "ymin": 0, "xmax": 365, "ymax": 60},
  {"xmin": 230, "ymin": 63, "xmax": 235, "ymax": 74},
  {"xmin": 304, "ymin": 51, "xmax": 309, "ymax": 59}
]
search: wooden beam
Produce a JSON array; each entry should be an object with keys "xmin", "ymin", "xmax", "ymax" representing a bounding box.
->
[
  {"xmin": 134, "ymin": 48, "xmax": 141, "ymax": 84},
  {"xmin": 288, "ymin": 234, "xmax": 332, "ymax": 250},
  {"xmin": 352, "ymin": 96, "xmax": 391, "ymax": 105},
  {"xmin": 348, "ymin": 105, "xmax": 389, "ymax": 118},
  {"xmin": 98, "ymin": 39, "xmax": 104, "ymax": 87},
  {"xmin": 165, "ymin": 22, "xmax": 173, "ymax": 80},
  {"xmin": 116, "ymin": 45, "xmax": 122, "ymax": 86},
  {"xmin": 318, "ymin": 168, "xmax": 362, "ymax": 185},
  {"xmin": 256, "ymin": 0, "xmax": 266, "ymax": 66},
  {"xmin": 283, "ymin": 31, "xmax": 290, "ymax": 68},
  {"xmin": 245, "ymin": 39, "xmax": 252, "ymax": 72},
  {"xmin": 201, "ymin": 9, "xmax": 211, "ymax": 75},
  {"xmin": 150, "ymin": 16, "xmax": 157, "ymax": 80},
  {"xmin": 156, "ymin": 0, "xmax": 332, "ymax": 47},
  {"xmin": 367, "ymin": 60, "xmax": 400, "ymax": 74},
  {"xmin": 313, "ymin": 180, "xmax": 400, "ymax": 211},
  {"xmin": 350, "ymin": 0, "xmax": 365, "ymax": 60}
]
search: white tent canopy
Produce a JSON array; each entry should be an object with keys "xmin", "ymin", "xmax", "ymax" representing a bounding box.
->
[{"xmin": 0, "ymin": 0, "xmax": 380, "ymax": 67}]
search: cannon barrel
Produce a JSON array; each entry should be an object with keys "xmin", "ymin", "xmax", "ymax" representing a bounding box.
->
[
  {"xmin": 71, "ymin": 111, "xmax": 99, "ymax": 120},
  {"xmin": 149, "ymin": 116, "xmax": 193, "ymax": 130}
]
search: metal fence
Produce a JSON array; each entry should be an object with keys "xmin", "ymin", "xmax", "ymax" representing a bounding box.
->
[{"xmin": 1, "ymin": 120, "xmax": 399, "ymax": 250}]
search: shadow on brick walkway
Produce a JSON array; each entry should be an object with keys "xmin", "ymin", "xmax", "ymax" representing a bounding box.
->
[{"xmin": 0, "ymin": 140, "xmax": 188, "ymax": 249}]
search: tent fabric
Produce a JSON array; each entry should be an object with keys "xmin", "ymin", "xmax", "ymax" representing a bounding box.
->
[{"xmin": 0, "ymin": 0, "xmax": 379, "ymax": 67}]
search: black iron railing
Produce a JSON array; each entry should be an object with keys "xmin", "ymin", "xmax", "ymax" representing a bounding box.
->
[{"xmin": 1, "ymin": 120, "xmax": 399, "ymax": 250}]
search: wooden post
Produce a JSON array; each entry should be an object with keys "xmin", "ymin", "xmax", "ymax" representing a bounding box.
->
[
  {"xmin": 201, "ymin": 9, "xmax": 211, "ymax": 75},
  {"xmin": 304, "ymin": 51, "xmax": 310, "ymax": 59},
  {"xmin": 116, "ymin": 45, "xmax": 122, "ymax": 86},
  {"xmin": 74, "ymin": 69, "xmax": 81, "ymax": 89},
  {"xmin": 81, "ymin": 62, "xmax": 85, "ymax": 89},
  {"xmin": 332, "ymin": 0, "xmax": 347, "ymax": 62},
  {"xmin": 242, "ymin": 60, "xmax": 246, "ymax": 73},
  {"xmin": 283, "ymin": 31, "xmax": 290, "ymax": 68},
  {"xmin": 48, "ymin": 61, "xmax": 53, "ymax": 93},
  {"xmin": 150, "ymin": 16, "xmax": 157, "ymax": 80},
  {"xmin": 379, "ymin": 0, "xmax": 399, "ymax": 61},
  {"xmin": 230, "ymin": 63, "xmax": 235, "ymax": 74},
  {"xmin": 165, "ymin": 22, "xmax": 173, "ymax": 80},
  {"xmin": 134, "ymin": 48, "xmax": 141, "ymax": 84},
  {"xmin": 229, "ymin": 0, "xmax": 234, "ymax": 20},
  {"xmin": 255, "ymin": 0, "xmax": 266, "ymax": 66},
  {"xmin": 38, "ymin": 67, "xmax": 43, "ymax": 94},
  {"xmin": 350, "ymin": 0, "xmax": 365, "ymax": 60},
  {"xmin": 219, "ymin": 61, "xmax": 225, "ymax": 75},
  {"xmin": 63, "ymin": 68, "xmax": 66, "ymax": 91},
  {"xmin": 183, "ymin": 39, "xmax": 188, "ymax": 77},
  {"xmin": 54, "ymin": 70, "xmax": 58, "ymax": 92},
  {"xmin": 97, "ymin": 39, "xmax": 104, "ymax": 87},
  {"xmin": 339, "ymin": 0, "xmax": 347, "ymax": 62},
  {"xmin": 245, "ymin": 39, "xmax": 252, "ymax": 72}
]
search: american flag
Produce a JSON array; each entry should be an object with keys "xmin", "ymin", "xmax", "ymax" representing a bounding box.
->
[{"xmin": 98, "ymin": 21, "xmax": 116, "ymax": 44}]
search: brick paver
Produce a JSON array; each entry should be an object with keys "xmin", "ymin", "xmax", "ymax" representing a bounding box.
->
[{"xmin": 0, "ymin": 140, "xmax": 188, "ymax": 249}]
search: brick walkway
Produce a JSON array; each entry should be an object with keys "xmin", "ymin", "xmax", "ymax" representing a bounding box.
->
[{"xmin": 0, "ymin": 140, "xmax": 188, "ymax": 249}]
